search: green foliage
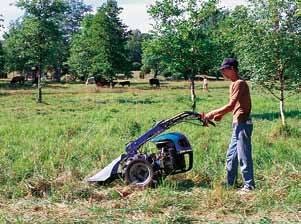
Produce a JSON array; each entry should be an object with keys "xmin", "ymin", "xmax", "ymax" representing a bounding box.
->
[
  {"xmin": 223, "ymin": 0, "xmax": 301, "ymax": 125},
  {"xmin": 145, "ymin": 0, "xmax": 228, "ymax": 110},
  {"xmin": 3, "ymin": 0, "xmax": 67, "ymax": 74},
  {"xmin": 126, "ymin": 29, "xmax": 144, "ymax": 70},
  {"xmin": 233, "ymin": 0, "xmax": 301, "ymax": 92},
  {"xmin": 3, "ymin": 21, "xmax": 27, "ymax": 73},
  {"xmin": 67, "ymin": 14, "xmax": 94, "ymax": 79},
  {"xmin": 144, "ymin": 0, "xmax": 225, "ymax": 78},
  {"xmin": 0, "ymin": 15, "xmax": 3, "ymax": 76},
  {"xmin": 68, "ymin": 0, "xmax": 130, "ymax": 81},
  {"xmin": 3, "ymin": 0, "xmax": 91, "ymax": 79},
  {"xmin": 0, "ymin": 41, "xmax": 5, "ymax": 77},
  {"xmin": 61, "ymin": 0, "xmax": 92, "ymax": 41},
  {"xmin": 141, "ymin": 36, "xmax": 166, "ymax": 78},
  {"xmin": 55, "ymin": 0, "xmax": 92, "ymax": 79}
]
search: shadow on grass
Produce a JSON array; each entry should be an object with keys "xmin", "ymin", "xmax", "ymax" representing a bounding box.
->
[
  {"xmin": 252, "ymin": 110, "xmax": 301, "ymax": 120},
  {"xmin": 59, "ymin": 80, "xmax": 85, "ymax": 85},
  {"xmin": 0, "ymin": 82, "xmax": 35, "ymax": 90},
  {"xmin": 175, "ymin": 178, "xmax": 212, "ymax": 191},
  {"xmin": 0, "ymin": 92, "xmax": 10, "ymax": 96},
  {"xmin": 45, "ymin": 83, "xmax": 69, "ymax": 89},
  {"xmin": 0, "ymin": 81, "xmax": 68, "ymax": 90},
  {"xmin": 116, "ymin": 98, "xmax": 160, "ymax": 104},
  {"xmin": 167, "ymin": 85, "xmax": 229, "ymax": 91}
]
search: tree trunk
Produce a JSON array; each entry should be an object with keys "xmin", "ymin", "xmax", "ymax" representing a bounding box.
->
[
  {"xmin": 38, "ymin": 73, "xmax": 42, "ymax": 103},
  {"xmin": 56, "ymin": 65, "xmax": 61, "ymax": 82},
  {"xmin": 37, "ymin": 15, "xmax": 43, "ymax": 104},
  {"xmin": 279, "ymin": 72, "xmax": 286, "ymax": 126},
  {"xmin": 38, "ymin": 66, "xmax": 42, "ymax": 103},
  {"xmin": 190, "ymin": 75, "xmax": 196, "ymax": 112},
  {"xmin": 280, "ymin": 99, "xmax": 285, "ymax": 126}
]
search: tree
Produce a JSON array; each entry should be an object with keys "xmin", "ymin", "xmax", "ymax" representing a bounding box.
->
[
  {"xmin": 127, "ymin": 29, "xmax": 144, "ymax": 70},
  {"xmin": 61, "ymin": 0, "xmax": 92, "ymax": 39},
  {"xmin": 213, "ymin": 6, "xmax": 254, "ymax": 80},
  {"xmin": 232, "ymin": 0, "xmax": 301, "ymax": 126},
  {"xmin": 141, "ymin": 36, "xmax": 166, "ymax": 78},
  {"xmin": 0, "ymin": 15, "xmax": 6, "ymax": 77},
  {"xmin": 55, "ymin": 0, "xmax": 92, "ymax": 80},
  {"xmin": 15, "ymin": 0, "xmax": 67, "ymax": 102},
  {"xmin": 3, "ymin": 0, "xmax": 91, "ymax": 83},
  {"xmin": 0, "ymin": 41, "xmax": 5, "ymax": 78},
  {"xmin": 68, "ymin": 14, "xmax": 94, "ymax": 80},
  {"xmin": 68, "ymin": 0, "xmax": 130, "ymax": 83},
  {"xmin": 90, "ymin": 0, "xmax": 130, "ymax": 82},
  {"xmin": 3, "ymin": 20, "xmax": 29, "ymax": 74},
  {"xmin": 147, "ymin": 0, "xmax": 221, "ymax": 111}
]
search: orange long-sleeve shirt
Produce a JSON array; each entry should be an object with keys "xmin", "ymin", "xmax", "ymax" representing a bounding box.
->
[{"xmin": 210, "ymin": 79, "xmax": 251, "ymax": 123}]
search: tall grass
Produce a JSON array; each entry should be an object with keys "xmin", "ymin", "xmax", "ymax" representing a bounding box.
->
[{"xmin": 0, "ymin": 80, "xmax": 300, "ymax": 222}]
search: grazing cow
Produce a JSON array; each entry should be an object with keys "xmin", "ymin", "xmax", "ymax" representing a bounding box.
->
[
  {"xmin": 95, "ymin": 78, "xmax": 118, "ymax": 88},
  {"xmin": 119, "ymin": 81, "xmax": 130, "ymax": 87},
  {"xmin": 96, "ymin": 80, "xmax": 110, "ymax": 87},
  {"xmin": 86, "ymin": 76, "xmax": 95, "ymax": 85},
  {"xmin": 149, "ymin": 78, "xmax": 160, "ymax": 87},
  {"xmin": 11, "ymin": 76, "xmax": 25, "ymax": 85}
]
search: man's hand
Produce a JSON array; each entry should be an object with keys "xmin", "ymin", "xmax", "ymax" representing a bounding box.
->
[
  {"xmin": 205, "ymin": 112, "xmax": 214, "ymax": 120},
  {"xmin": 213, "ymin": 114, "xmax": 222, "ymax": 121},
  {"xmin": 205, "ymin": 112, "xmax": 223, "ymax": 122}
]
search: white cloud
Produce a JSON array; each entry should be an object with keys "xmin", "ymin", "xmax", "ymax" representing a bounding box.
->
[
  {"xmin": 119, "ymin": 2, "xmax": 154, "ymax": 33},
  {"xmin": 0, "ymin": 0, "xmax": 23, "ymax": 36}
]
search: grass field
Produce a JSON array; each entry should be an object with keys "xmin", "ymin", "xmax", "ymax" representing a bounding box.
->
[{"xmin": 0, "ymin": 78, "xmax": 300, "ymax": 223}]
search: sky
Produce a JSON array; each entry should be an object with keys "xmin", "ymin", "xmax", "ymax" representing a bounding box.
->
[{"xmin": 0, "ymin": 0, "xmax": 248, "ymax": 38}]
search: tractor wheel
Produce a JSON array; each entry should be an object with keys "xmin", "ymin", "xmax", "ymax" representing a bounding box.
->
[{"xmin": 124, "ymin": 158, "xmax": 154, "ymax": 187}]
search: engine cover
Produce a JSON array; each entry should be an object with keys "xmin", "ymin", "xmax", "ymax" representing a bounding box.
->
[{"xmin": 150, "ymin": 132, "xmax": 192, "ymax": 152}]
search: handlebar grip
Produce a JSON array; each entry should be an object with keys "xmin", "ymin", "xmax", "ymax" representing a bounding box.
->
[
  {"xmin": 200, "ymin": 112, "xmax": 215, "ymax": 127},
  {"xmin": 207, "ymin": 119, "xmax": 216, "ymax": 127}
]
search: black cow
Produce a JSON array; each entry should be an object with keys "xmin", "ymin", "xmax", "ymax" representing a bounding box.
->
[
  {"xmin": 11, "ymin": 76, "xmax": 25, "ymax": 85},
  {"xmin": 149, "ymin": 78, "xmax": 160, "ymax": 87},
  {"xmin": 96, "ymin": 80, "xmax": 110, "ymax": 87},
  {"xmin": 119, "ymin": 81, "xmax": 130, "ymax": 87},
  {"xmin": 96, "ymin": 80, "xmax": 118, "ymax": 87}
]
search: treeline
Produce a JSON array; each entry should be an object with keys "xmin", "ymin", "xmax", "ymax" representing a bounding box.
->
[
  {"xmin": 0, "ymin": 0, "xmax": 299, "ymax": 82},
  {"xmin": 0, "ymin": 0, "xmax": 148, "ymax": 82}
]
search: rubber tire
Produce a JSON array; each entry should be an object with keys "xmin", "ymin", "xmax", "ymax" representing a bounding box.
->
[{"xmin": 124, "ymin": 158, "xmax": 154, "ymax": 187}]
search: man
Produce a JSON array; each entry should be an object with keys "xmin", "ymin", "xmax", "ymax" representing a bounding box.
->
[{"xmin": 205, "ymin": 58, "xmax": 255, "ymax": 192}]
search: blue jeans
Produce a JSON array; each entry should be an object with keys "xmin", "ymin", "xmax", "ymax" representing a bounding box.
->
[{"xmin": 226, "ymin": 119, "xmax": 255, "ymax": 189}]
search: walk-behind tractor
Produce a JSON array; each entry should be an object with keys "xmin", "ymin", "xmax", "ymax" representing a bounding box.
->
[{"xmin": 87, "ymin": 111, "xmax": 215, "ymax": 187}]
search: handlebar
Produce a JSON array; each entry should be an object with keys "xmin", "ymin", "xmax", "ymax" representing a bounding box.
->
[
  {"xmin": 155, "ymin": 111, "xmax": 215, "ymax": 129},
  {"xmin": 200, "ymin": 112, "xmax": 216, "ymax": 127}
]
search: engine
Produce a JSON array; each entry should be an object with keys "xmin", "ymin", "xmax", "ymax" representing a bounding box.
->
[{"xmin": 154, "ymin": 140, "xmax": 187, "ymax": 175}]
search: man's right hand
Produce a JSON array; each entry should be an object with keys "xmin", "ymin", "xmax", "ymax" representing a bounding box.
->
[
  {"xmin": 213, "ymin": 114, "xmax": 222, "ymax": 121},
  {"xmin": 205, "ymin": 112, "xmax": 222, "ymax": 122}
]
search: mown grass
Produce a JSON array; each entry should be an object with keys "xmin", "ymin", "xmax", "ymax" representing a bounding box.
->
[{"xmin": 0, "ymin": 79, "xmax": 300, "ymax": 223}]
